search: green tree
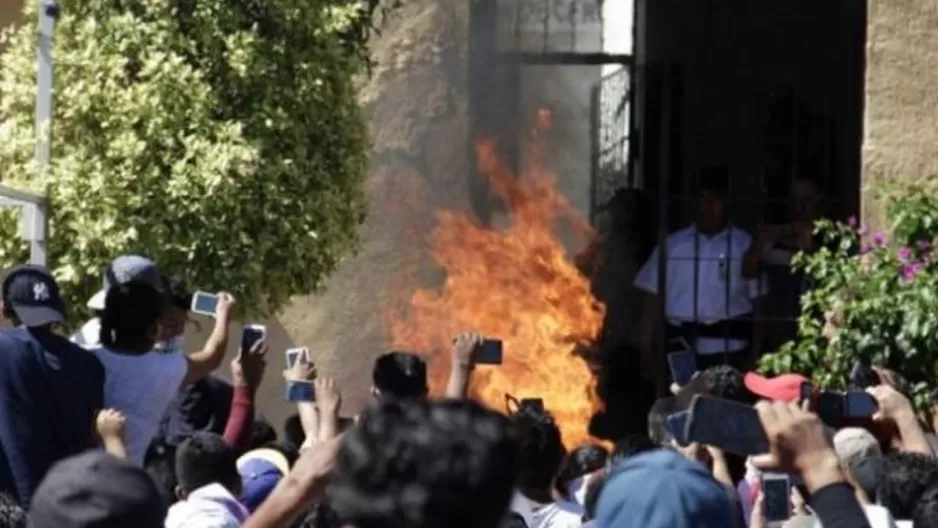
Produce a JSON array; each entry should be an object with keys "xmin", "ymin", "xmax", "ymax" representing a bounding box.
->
[
  {"xmin": 0, "ymin": 0, "xmax": 383, "ymax": 316},
  {"xmin": 761, "ymin": 182, "xmax": 938, "ymax": 410}
]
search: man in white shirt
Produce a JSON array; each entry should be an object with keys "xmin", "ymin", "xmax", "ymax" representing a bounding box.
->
[{"xmin": 635, "ymin": 167, "xmax": 768, "ymax": 390}]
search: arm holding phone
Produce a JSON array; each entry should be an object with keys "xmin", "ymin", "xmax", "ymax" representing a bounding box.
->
[
  {"xmin": 182, "ymin": 292, "xmax": 235, "ymax": 386},
  {"xmin": 314, "ymin": 378, "xmax": 341, "ymax": 443},
  {"xmin": 867, "ymin": 384, "xmax": 933, "ymax": 456},
  {"xmin": 445, "ymin": 332, "xmax": 483, "ymax": 399},
  {"xmin": 224, "ymin": 339, "xmax": 267, "ymax": 452},
  {"xmin": 283, "ymin": 358, "xmax": 318, "ymax": 450}
]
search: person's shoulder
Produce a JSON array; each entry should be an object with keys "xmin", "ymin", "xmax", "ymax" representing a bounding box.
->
[
  {"xmin": 664, "ymin": 226, "xmax": 696, "ymax": 245},
  {"xmin": 728, "ymin": 226, "xmax": 754, "ymax": 243}
]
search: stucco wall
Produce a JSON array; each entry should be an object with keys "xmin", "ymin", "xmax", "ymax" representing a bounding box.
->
[{"xmin": 862, "ymin": 0, "xmax": 938, "ymax": 224}]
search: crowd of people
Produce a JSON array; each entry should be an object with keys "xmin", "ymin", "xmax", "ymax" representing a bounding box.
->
[{"xmin": 1, "ymin": 253, "xmax": 938, "ymax": 528}]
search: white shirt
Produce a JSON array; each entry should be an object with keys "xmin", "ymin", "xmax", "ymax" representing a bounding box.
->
[
  {"xmin": 634, "ymin": 225, "xmax": 768, "ymax": 355},
  {"xmin": 530, "ymin": 501, "xmax": 583, "ymax": 528},
  {"xmin": 93, "ymin": 345, "xmax": 188, "ymax": 464}
]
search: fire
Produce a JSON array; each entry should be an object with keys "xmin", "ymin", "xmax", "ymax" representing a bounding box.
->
[{"xmin": 386, "ymin": 122, "xmax": 607, "ymax": 448}]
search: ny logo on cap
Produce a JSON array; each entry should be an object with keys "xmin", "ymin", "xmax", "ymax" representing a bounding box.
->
[{"xmin": 33, "ymin": 282, "xmax": 50, "ymax": 302}]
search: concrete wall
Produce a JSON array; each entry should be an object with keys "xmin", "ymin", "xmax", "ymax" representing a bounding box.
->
[{"xmin": 862, "ymin": 0, "xmax": 938, "ymax": 224}]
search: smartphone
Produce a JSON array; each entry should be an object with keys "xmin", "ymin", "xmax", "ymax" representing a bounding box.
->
[
  {"xmin": 799, "ymin": 382, "xmax": 813, "ymax": 407},
  {"xmin": 241, "ymin": 325, "xmax": 266, "ymax": 359},
  {"xmin": 285, "ymin": 347, "xmax": 310, "ymax": 368},
  {"xmin": 686, "ymin": 395, "xmax": 770, "ymax": 456},
  {"xmin": 762, "ymin": 473, "xmax": 792, "ymax": 524},
  {"xmin": 815, "ymin": 392, "xmax": 846, "ymax": 428},
  {"xmin": 519, "ymin": 398, "xmax": 544, "ymax": 413},
  {"xmin": 845, "ymin": 391, "xmax": 879, "ymax": 419},
  {"xmin": 284, "ymin": 381, "xmax": 315, "ymax": 402},
  {"xmin": 190, "ymin": 291, "xmax": 219, "ymax": 317},
  {"xmin": 668, "ymin": 350, "xmax": 697, "ymax": 386},
  {"xmin": 476, "ymin": 339, "xmax": 503, "ymax": 365},
  {"xmin": 666, "ymin": 411, "xmax": 690, "ymax": 447}
]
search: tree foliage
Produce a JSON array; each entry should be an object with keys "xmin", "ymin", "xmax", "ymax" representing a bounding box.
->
[
  {"xmin": 0, "ymin": 0, "xmax": 386, "ymax": 316},
  {"xmin": 761, "ymin": 183, "xmax": 938, "ymax": 410}
]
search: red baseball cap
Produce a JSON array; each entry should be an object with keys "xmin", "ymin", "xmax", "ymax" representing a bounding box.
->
[{"xmin": 744, "ymin": 372, "xmax": 809, "ymax": 403}]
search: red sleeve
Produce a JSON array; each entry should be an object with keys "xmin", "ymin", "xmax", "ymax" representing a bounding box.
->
[{"xmin": 223, "ymin": 385, "xmax": 255, "ymax": 452}]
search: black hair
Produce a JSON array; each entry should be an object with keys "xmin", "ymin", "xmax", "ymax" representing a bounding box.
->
[
  {"xmin": 144, "ymin": 437, "xmax": 178, "ymax": 509},
  {"xmin": 329, "ymin": 399, "xmax": 518, "ymax": 528},
  {"xmin": 914, "ymin": 481, "xmax": 938, "ymax": 528},
  {"xmin": 0, "ymin": 492, "xmax": 25, "ymax": 528},
  {"xmin": 647, "ymin": 397, "xmax": 677, "ymax": 445},
  {"xmin": 372, "ymin": 352, "xmax": 428, "ymax": 400},
  {"xmin": 290, "ymin": 502, "xmax": 342, "ymax": 528},
  {"xmin": 283, "ymin": 413, "xmax": 305, "ymax": 453},
  {"xmin": 583, "ymin": 469, "xmax": 610, "ymax": 522},
  {"xmin": 510, "ymin": 406, "xmax": 566, "ymax": 494},
  {"xmin": 249, "ymin": 418, "xmax": 279, "ymax": 451},
  {"xmin": 175, "ymin": 432, "xmax": 240, "ymax": 496},
  {"xmin": 164, "ymin": 276, "xmax": 192, "ymax": 311},
  {"xmin": 879, "ymin": 452, "xmax": 938, "ymax": 519},
  {"xmin": 502, "ymin": 513, "xmax": 528, "ymax": 528},
  {"xmin": 609, "ymin": 434, "xmax": 656, "ymax": 465},
  {"xmin": 99, "ymin": 281, "xmax": 166, "ymax": 351},
  {"xmin": 555, "ymin": 444, "xmax": 608, "ymax": 499}
]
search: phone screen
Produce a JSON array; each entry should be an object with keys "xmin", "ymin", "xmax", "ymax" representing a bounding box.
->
[
  {"xmin": 284, "ymin": 381, "xmax": 315, "ymax": 402},
  {"xmin": 815, "ymin": 392, "xmax": 846, "ymax": 428},
  {"xmin": 686, "ymin": 395, "xmax": 770, "ymax": 456},
  {"xmin": 762, "ymin": 474, "xmax": 791, "ymax": 523},
  {"xmin": 666, "ymin": 411, "xmax": 690, "ymax": 447},
  {"xmin": 285, "ymin": 347, "xmax": 309, "ymax": 368},
  {"xmin": 668, "ymin": 350, "xmax": 697, "ymax": 386},
  {"xmin": 476, "ymin": 339, "xmax": 503, "ymax": 365},
  {"xmin": 845, "ymin": 392, "xmax": 878, "ymax": 419},
  {"xmin": 191, "ymin": 292, "xmax": 218, "ymax": 316},
  {"xmin": 241, "ymin": 326, "xmax": 266, "ymax": 357}
]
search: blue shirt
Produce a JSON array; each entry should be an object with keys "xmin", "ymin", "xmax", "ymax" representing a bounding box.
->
[{"xmin": 0, "ymin": 327, "xmax": 105, "ymax": 505}]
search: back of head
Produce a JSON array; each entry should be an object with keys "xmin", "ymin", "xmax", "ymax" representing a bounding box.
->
[
  {"xmin": 609, "ymin": 434, "xmax": 656, "ymax": 465},
  {"xmin": 693, "ymin": 365, "xmax": 755, "ymax": 405},
  {"xmin": 175, "ymin": 432, "xmax": 240, "ymax": 498},
  {"xmin": 510, "ymin": 406, "xmax": 566, "ymax": 494},
  {"xmin": 555, "ymin": 444, "xmax": 609, "ymax": 499},
  {"xmin": 143, "ymin": 437, "xmax": 178, "ymax": 509},
  {"xmin": 595, "ymin": 450, "xmax": 733, "ymax": 528},
  {"xmin": 914, "ymin": 482, "xmax": 938, "ymax": 527},
  {"xmin": 372, "ymin": 352, "xmax": 428, "ymax": 400},
  {"xmin": 99, "ymin": 280, "xmax": 166, "ymax": 351},
  {"xmin": 833, "ymin": 427, "xmax": 883, "ymax": 501},
  {"xmin": 329, "ymin": 399, "xmax": 518, "ymax": 528},
  {"xmin": 878, "ymin": 452, "xmax": 938, "ymax": 519},
  {"xmin": 29, "ymin": 451, "xmax": 165, "ymax": 528}
]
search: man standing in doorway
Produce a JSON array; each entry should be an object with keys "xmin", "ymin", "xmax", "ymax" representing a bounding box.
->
[{"xmin": 635, "ymin": 167, "xmax": 768, "ymax": 391}]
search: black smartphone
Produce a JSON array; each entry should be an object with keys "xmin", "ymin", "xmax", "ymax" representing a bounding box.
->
[
  {"xmin": 667, "ymin": 350, "xmax": 697, "ymax": 387},
  {"xmin": 815, "ymin": 392, "xmax": 846, "ymax": 429},
  {"xmin": 519, "ymin": 398, "xmax": 545, "ymax": 413},
  {"xmin": 761, "ymin": 473, "xmax": 792, "ymax": 523},
  {"xmin": 850, "ymin": 361, "xmax": 880, "ymax": 390},
  {"xmin": 241, "ymin": 325, "xmax": 266, "ymax": 360},
  {"xmin": 844, "ymin": 391, "xmax": 879, "ymax": 419},
  {"xmin": 476, "ymin": 339, "xmax": 503, "ymax": 365},
  {"xmin": 686, "ymin": 395, "xmax": 770, "ymax": 456},
  {"xmin": 666, "ymin": 411, "xmax": 690, "ymax": 447},
  {"xmin": 799, "ymin": 382, "xmax": 813, "ymax": 407}
]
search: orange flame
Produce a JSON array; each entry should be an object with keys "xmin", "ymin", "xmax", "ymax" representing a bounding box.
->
[{"xmin": 386, "ymin": 124, "xmax": 606, "ymax": 448}]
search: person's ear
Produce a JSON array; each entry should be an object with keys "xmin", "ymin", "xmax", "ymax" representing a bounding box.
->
[
  {"xmin": 147, "ymin": 320, "xmax": 163, "ymax": 343},
  {"xmin": 174, "ymin": 485, "xmax": 187, "ymax": 501}
]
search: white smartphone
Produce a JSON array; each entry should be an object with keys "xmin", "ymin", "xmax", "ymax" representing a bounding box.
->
[
  {"xmin": 285, "ymin": 347, "xmax": 310, "ymax": 368},
  {"xmin": 190, "ymin": 291, "xmax": 219, "ymax": 317}
]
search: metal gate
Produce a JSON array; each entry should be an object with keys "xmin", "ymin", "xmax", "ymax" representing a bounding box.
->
[{"xmin": 468, "ymin": 0, "xmax": 634, "ymax": 226}]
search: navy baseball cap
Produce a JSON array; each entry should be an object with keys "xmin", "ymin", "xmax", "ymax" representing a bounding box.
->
[
  {"xmin": 1, "ymin": 265, "xmax": 66, "ymax": 328},
  {"xmin": 28, "ymin": 451, "xmax": 165, "ymax": 528},
  {"xmin": 86, "ymin": 255, "xmax": 164, "ymax": 310}
]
